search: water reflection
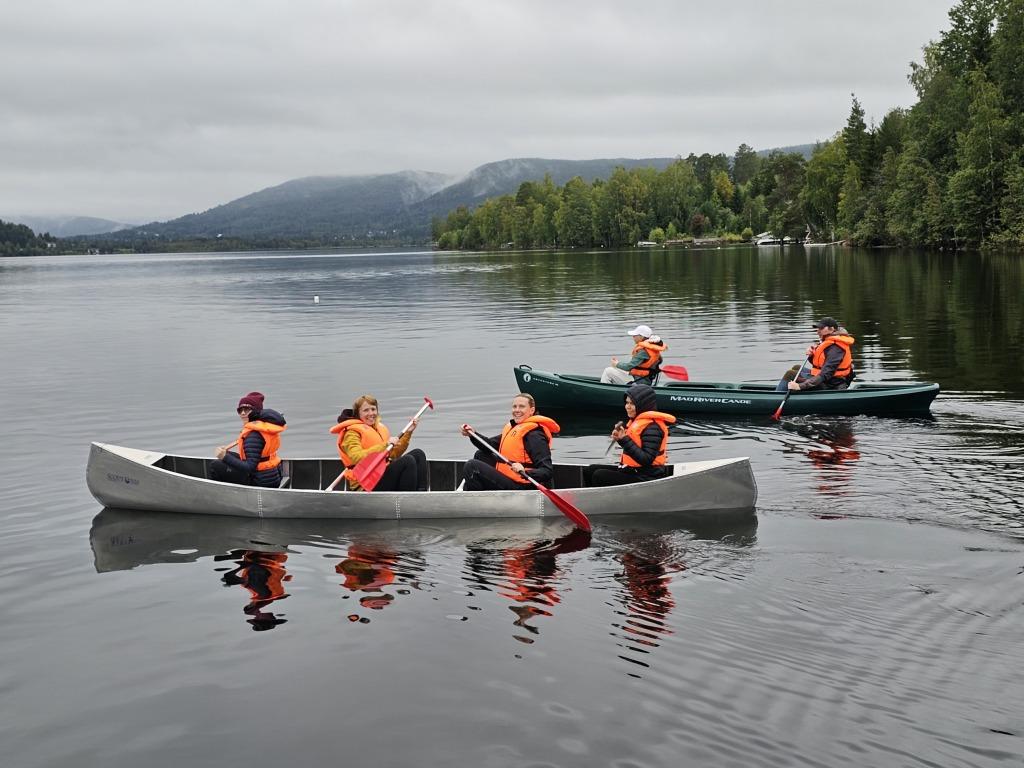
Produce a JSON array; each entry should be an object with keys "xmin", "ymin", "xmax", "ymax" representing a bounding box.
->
[
  {"xmin": 89, "ymin": 508, "xmax": 757, "ymax": 654},
  {"xmin": 464, "ymin": 528, "xmax": 591, "ymax": 643},
  {"xmin": 603, "ymin": 514, "xmax": 757, "ymax": 675},
  {"xmin": 217, "ymin": 550, "xmax": 291, "ymax": 631},
  {"xmin": 782, "ymin": 419, "xmax": 863, "ymax": 498},
  {"xmin": 336, "ymin": 543, "xmax": 427, "ymax": 622}
]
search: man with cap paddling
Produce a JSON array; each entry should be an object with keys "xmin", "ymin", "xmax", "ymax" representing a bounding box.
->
[
  {"xmin": 210, "ymin": 391, "xmax": 288, "ymax": 487},
  {"xmin": 786, "ymin": 318, "xmax": 856, "ymax": 392},
  {"xmin": 599, "ymin": 324, "xmax": 668, "ymax": 384}
]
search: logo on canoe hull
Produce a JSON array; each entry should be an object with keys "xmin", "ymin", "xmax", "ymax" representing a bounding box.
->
[
  {"xmin": 107, "ymin": 473, "xmax": 139, "ymax": 486},
  {"xmin": 668, "ymin": 395, "xmax": 753, "ymax": 405}
]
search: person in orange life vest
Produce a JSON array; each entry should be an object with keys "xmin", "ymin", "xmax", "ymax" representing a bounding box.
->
[
  {"xmin": 600, "ymin": 324, "xmax": 668, "ymax": 384},
  {"xmin": 331, "ymin": 394, "xmax": 428, "ymax": 492},
  {"xmin": 583, "ymin": 382, "xmax": 676, "ymax": 487},
  {"xmin": 459, "ymin": 393, "xmax": 559, "ymax": 492},
  {"xmin": 210, "ymin": 391, "xmax": 287, "ymax": 488},
  {"xmin": 786, "ymin": 317, "xmax": 856, "ymax": 392}
]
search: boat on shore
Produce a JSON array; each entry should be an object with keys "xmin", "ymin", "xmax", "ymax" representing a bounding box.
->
[
  {"xmin": 513, "ymin": 365, "xmax": 940, "ymax": 417},
  {"xmin": 86, "ymin": 442, "xmax": 757, "ymax": 521}
]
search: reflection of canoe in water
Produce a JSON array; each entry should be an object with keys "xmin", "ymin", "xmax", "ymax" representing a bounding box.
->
[
  {"xmin": 514, "ymin": 365, "xmax": 940, "ymax": 417},
  {"xmin": 89, "ymin": 507, "xmax": 759, "ymax": 573},
  {"xmin": 87, "ymin": 442, "xmax": 757, "ymax": 521}
]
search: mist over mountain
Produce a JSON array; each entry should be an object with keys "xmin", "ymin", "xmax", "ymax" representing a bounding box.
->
[{"xmin": 83, "ymin": 146, "xmax": 816, "ymax": 246}]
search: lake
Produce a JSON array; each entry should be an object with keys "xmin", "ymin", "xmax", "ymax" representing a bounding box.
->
[{"xmin": 1, "ymin": 245, "xmax": 1022, "ymax": 767}]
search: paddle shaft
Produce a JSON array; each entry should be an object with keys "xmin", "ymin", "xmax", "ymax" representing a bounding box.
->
[
  {"xmin": 605, "ymin": 421, "xmax": 625, "ymax": 455},
  {"xmin": 772, "ymin": 358, "xmax": 810, "ymax": 420},
  {"xmin": 465, "ymin": 428, "xmax": 591, "ymax": 531}
]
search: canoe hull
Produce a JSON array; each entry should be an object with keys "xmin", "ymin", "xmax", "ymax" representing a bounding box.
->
[
  {"xmin": 514, "ymin": 365, "xmax": 939, "ymax": 417},
  {"xmin": 86, "ymin": 442, "xmax": 757, "ymax": 521}
]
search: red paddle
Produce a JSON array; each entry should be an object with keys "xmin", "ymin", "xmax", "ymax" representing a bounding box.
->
[
  {"xmin": 661, "ymin": 364, "xmax": 689, "ymax": 381},
  {"xmin": 327, "ymin": 397, "xmax": 434, "ymax": 491},
  {"xmin": 464, "ymin": 427, "xmax": 592, "ymax": 531}
]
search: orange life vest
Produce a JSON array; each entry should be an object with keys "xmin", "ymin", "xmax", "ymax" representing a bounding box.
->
[
  {"xmin": 237, "ymin": 421, "xmax": 286, "ymax": 471},
  {"xmin": 810, "ymin": 333, "xmax": 855, "ymax": 380},
  {"xmin": 330, "ymin": 419, "xmax": 391, "ymax": 487},
  {"xmin": 620, "ymin": 410, "xmax": 676, "ymax": 468},
  {"xmin": 495, "ymin": 415, "xmax": 561, "ymax": 484},
  {"xmin": 629, "ymin": 338, "xmax": 667, "ymax": 379}
]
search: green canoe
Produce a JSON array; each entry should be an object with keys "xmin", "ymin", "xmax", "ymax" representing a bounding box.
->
[{"xmin": 513, "ymin": 365, "xmax": 940, "ymax": 417}]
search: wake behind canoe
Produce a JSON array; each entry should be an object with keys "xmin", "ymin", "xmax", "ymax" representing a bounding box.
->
[{"xmin": 514, "ymin": 365, "xmax": 939, "ymax": 417}]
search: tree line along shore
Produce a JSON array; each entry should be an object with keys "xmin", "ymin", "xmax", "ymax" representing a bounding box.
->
[{"xmin": 433, "ymin": 0, "xmax": 1024, "ymax": 253}]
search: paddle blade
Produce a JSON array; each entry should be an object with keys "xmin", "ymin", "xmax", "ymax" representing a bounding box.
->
[
  {"xmin": 662, "ymin": 365, "xmax": 689, "ymax": 381},
  {"xmin": 533, "ymin": 481, "xmax": 591, "ymax": 531},
  {"xmin": 771, "ymin": 396, "xmax": 788, "ymax": 421},
  {"xmin": 351, "ymin": 451, "xmax": 388, "ymax": 491}
]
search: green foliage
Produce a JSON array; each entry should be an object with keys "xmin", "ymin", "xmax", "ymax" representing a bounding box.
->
[
  {"xmin": 732, "ymin": 144, "xmax": 760, "ymax": 185},
  {"xmin": 0, "ymin": 219, "xmax": 57, "ymax": 256},
  {"xmin": 433, "ymin": 0, "xmax": 1024, "ymax": 254},
  {"xmin": 801, "ymin": 136, "xmax": 847, "ymax": 238}
]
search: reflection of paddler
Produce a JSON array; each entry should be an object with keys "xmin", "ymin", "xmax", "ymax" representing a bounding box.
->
[
  {"xmin": 807, "ymin": 427, "xmax": 861, "ymax": 467},
  {"xmin": 336, "ymin": 544, "xmax": 397, "ymax": 593},
  {"xmin": 499, "ymin": 528, "xmax": 591, "ymax": 606},
  {"xmin": 621, "ymin": 552, "xmax": 676, "ymax": 616},
  {"xmin": 221, "ymin": 550, "xmax": 291, "ymax": 631}
]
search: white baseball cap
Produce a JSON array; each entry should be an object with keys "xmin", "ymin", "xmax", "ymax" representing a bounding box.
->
[{"xmin": 627, "ymin": 325, "xmax": 653, "ymax": 337}]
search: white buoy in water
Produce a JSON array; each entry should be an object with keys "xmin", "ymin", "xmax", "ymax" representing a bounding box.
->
[{"xmin": 314, "ymin": 295, "xmax": 320, "ymax": 304}]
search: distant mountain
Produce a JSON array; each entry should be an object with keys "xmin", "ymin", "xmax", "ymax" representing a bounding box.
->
[
  {"xmin": 98, "ymin": 158, "xmax": 678, "ymax": 245},
  {"xmin": 406, "ymin": 157, "xmax": 677, "ymax": 225},
  {"xmin": 119, "ymin": 170, "xmax": 455, "ymax": 241},
  {"xmin": 9, "ymin": 214, "xmax": 133, "ymax": 237},
  {"xmin": 86, "ymin": 149, "xmax": 813, "ymax": 246}
]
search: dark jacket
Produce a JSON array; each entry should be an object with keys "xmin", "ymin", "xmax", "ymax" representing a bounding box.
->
[
  {"xmin": 800, "ymin": 344, "xmax": 853, "ymax": 390},
  {"xmin": 222, "ymin": 408, "xmax": 287, "ymax": 487},
  {"xmin": 473, "ymin": 422, "xmax": 554, "ymax": 485},
  {"xmin": 619, "ymin": 383, "xmax": 667, "ymax": 478}
]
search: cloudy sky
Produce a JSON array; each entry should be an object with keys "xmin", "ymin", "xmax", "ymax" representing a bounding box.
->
[{"xmin": 3, "ymin": 0, "xmax": 955, "ymax": 223}]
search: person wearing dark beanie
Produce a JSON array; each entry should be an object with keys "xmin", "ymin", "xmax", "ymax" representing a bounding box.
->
[
  {"xmin": 211, "ymin": 391, "xmax": 288, "ymax": 487},
  {"xmin": 583, "ymin": 382, "xmax": 676, "ymax": 487}
]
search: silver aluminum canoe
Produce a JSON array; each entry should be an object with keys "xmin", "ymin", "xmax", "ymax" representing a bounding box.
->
[{"xmin": 86, "ymin": 442, "xmax": 757, "ymax": 521}]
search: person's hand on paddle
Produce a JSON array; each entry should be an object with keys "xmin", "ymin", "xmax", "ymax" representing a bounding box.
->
[
  {"xmin": 459, "ymin": 423, "xmax": 474, "ymax": 438},
  {"xmin": 806, "ymin": 343, "xmax": 817, "ymax": 357},
  {"xmin": 215, "ymin": 445, "xmax": 228, "ymax": 460},
  {"xmin": 610, "ymin": 356, "xmax": 619, "ymax": 367},
  {"xmin": 610, "ymin": 421, "xmax": 627, "ymax": 441},
  {"xmin": 787, "ymin": 380, "xmax": 801, "ymax": 392}
]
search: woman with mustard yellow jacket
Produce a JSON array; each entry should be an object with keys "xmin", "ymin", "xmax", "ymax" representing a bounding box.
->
[{"xmin": 330, "ymin": 394, "xmax": 428, "ymax": 492}]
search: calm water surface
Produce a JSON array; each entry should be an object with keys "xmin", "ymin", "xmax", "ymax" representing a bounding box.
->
[{"xmin": 1, "ymin": 246, "xmax": 1022, "ymax": 767}]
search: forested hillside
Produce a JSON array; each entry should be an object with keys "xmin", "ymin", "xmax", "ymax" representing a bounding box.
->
[
  {"xmin": 0, "ymin": 219, "xmax": 57, "ymax": 256},
  {"xmin": 435, "ymin": 0, "xmax": 1024, "ymax": 251}
]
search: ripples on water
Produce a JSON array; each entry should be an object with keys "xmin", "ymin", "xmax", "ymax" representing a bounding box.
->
[{"xmin": 2, "ymin": 248, "xmax": 1022, "ymax": 767}]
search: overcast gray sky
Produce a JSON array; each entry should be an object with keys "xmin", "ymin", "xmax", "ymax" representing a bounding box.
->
[{"xmin": 2, "ymin": 0, "xmax": 955, "ymax": 223}]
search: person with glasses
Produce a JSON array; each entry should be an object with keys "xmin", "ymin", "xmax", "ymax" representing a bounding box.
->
[{"xmin": 210, "ymin": 391, "xmax": 288, "ymax": 487}]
